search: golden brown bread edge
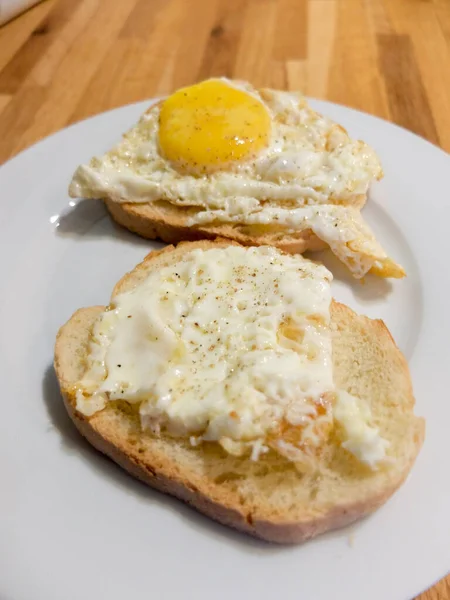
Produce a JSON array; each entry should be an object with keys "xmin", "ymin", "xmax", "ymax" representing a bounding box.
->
[{"xmin": 54, "ymin": 240, "xmax": 424, "ymax": 543}]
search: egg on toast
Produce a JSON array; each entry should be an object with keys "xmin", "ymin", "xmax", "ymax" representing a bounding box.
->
[{"xmin": 70, "ymin": 78, "xmax": 404, "ymax": 279}]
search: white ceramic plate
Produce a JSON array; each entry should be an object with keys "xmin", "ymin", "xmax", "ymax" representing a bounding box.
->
[{"xmin": 0, "ymin": 99, "xmax": 449, "ymax": 600}]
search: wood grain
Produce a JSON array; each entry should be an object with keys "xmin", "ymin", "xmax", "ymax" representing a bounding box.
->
[
  {"xmin": 0, "ymin": 1, "xmax": 448, "ymax": 597},
  {"xmin": 1, "ymin": 0, "xmax": 450, "ymax": 160}
]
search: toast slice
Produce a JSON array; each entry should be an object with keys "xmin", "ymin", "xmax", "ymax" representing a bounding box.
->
[{"xmin": 54, "ymin": 240, "xmax": 424, "ymax": 543}]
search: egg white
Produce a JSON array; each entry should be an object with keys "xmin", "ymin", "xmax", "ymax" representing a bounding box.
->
[{"xmin": 72, "ymin": 79, "xmax": 382, "ymax": 211}]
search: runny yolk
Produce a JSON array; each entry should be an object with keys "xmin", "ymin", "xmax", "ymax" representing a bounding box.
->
[{"xmin": 158, "ymin": 79, "xmax": 271, "ymax": 175}]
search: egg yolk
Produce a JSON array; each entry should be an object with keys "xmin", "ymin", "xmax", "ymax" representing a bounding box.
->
[{"xmin": 158, "ymin": 79, "xmax": 271, "ymax": 174}]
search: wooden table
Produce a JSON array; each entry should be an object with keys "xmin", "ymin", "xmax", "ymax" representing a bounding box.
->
[{"xmin": 0, "ymin": 1, "xmax": 448, "ymax": 598}]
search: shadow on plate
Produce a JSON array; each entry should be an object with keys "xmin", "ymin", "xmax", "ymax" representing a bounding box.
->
[
  {"xmin": 306, "ymin": 249, "xmax": 393, "ymax": 303},
  {"xmin": 42, "ymin": 364, "xmax": 286, "ymax": 554},
  {"xmin": 53, "ymin": 198, "xmax": 159, "ymax": 248}
]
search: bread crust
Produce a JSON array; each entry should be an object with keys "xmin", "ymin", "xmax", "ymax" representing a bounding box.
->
[
  {"xmin": 54, "ymin": 240, "xmax": 424, "ymax": 543},
  {"xmin": 105, "ymin": 199, "xmax": 328, "ymax": 255},
  {"xmin": 59, "ymin": 372, "xmax": 415, "ymax": 544}
]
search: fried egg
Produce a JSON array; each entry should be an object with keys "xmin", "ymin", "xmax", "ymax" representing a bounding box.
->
[
  {"xmin": 69, "ymin": 78, "xmax": 404, "ymax": 278},
  {"xmin": 75, "ymin": 245, "xmax": 389, "ymax": 470}
]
